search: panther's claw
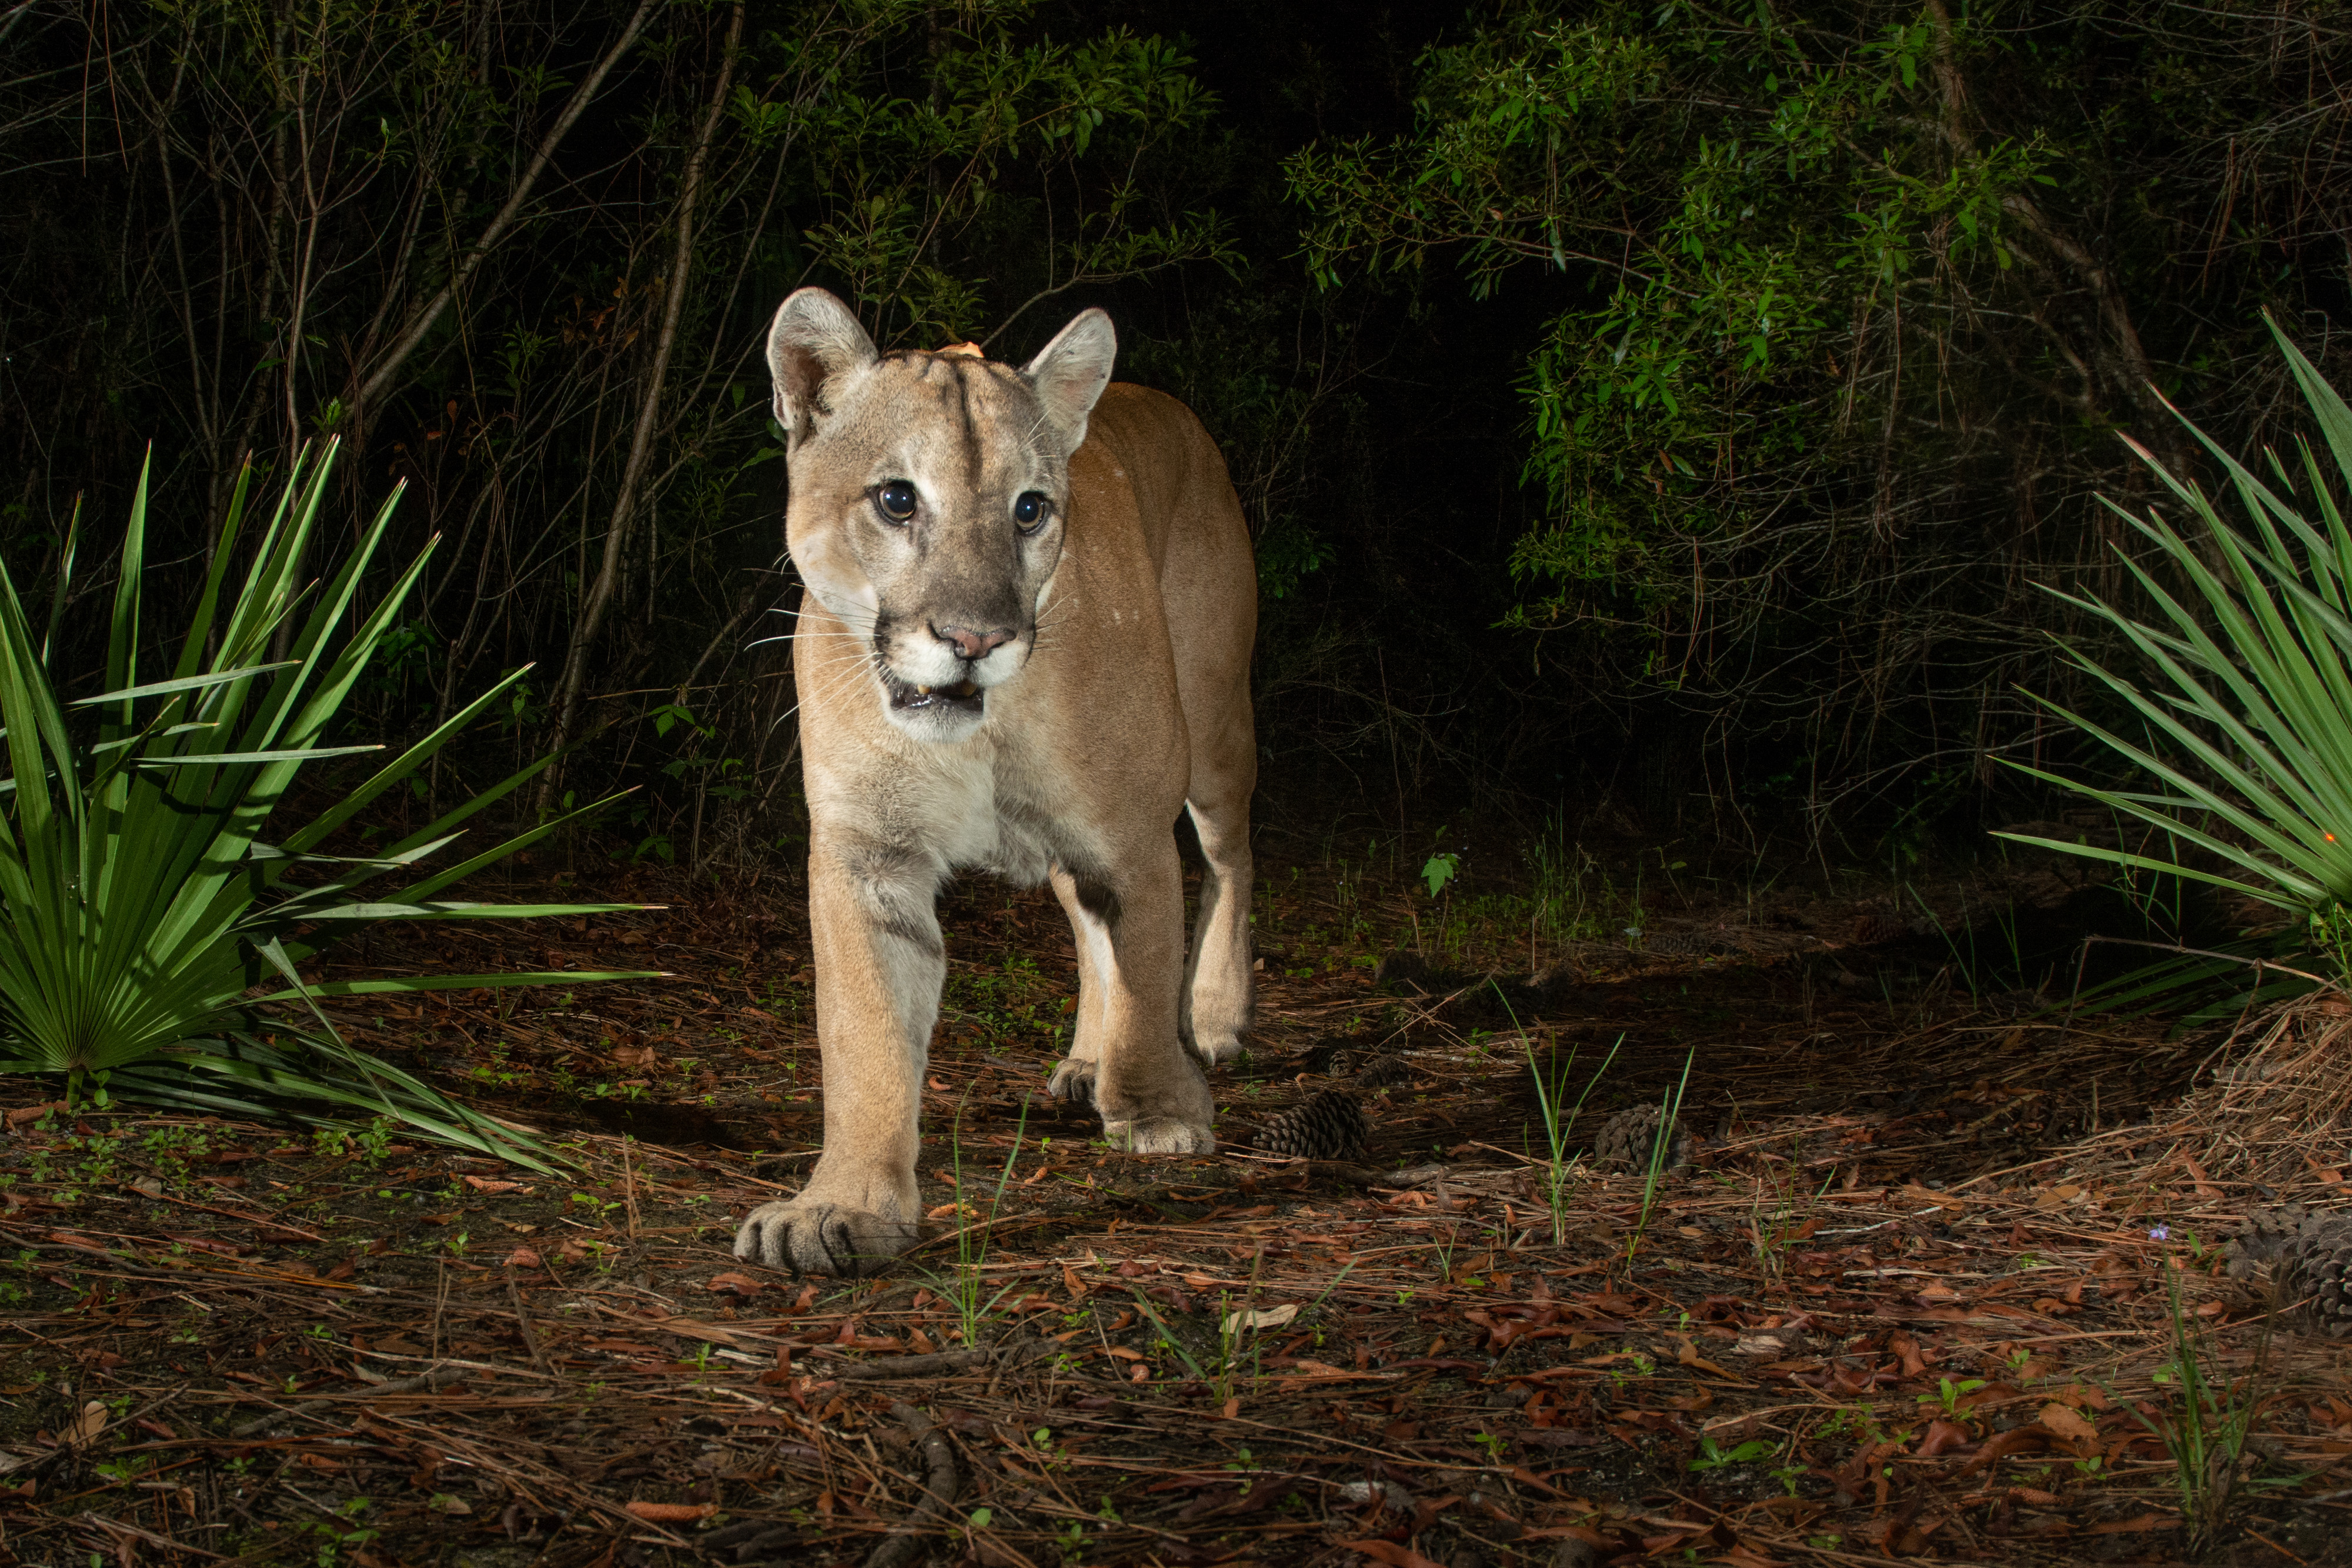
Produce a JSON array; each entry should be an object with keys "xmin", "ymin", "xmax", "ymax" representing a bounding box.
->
[
  {"xmin": 1104, "ymin": 1116, "xmax": 1216, "ymax": 1155},
  {"xmin": 1048, "ymin": 1058, "xmax": 1097, "ymax": 1109},
  {"xmin": 733, "ymin": 1199, "xmax": 920, "ymax": 1278}
]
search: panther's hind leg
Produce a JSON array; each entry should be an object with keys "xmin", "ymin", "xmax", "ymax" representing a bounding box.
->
[
  {"xmin": 1181, "ymin": 776, "xmax": 1254, "ymax": 1069},
  {"xmin": 1045, "ymin": 864, "xmax": 1110, "ymax": 1109},
  {"xmin": 1168, "ymin": 529, "xmax": 1256, "ymax": 1072},
  {"xmin": 1056, "ymin": 836, "xmax": 1214, "ymax": 1152}
]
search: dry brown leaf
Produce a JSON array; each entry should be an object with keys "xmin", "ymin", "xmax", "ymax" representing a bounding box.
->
[
  {"xmin": 42, "ymin": 1231, "xmax": 107, "ymax": 1252},
  {"xmin": 2038, "ymin": 1403, "xmax": 2099, "ymax": 1442},
  {"xmin": 624, "ymin": 1500, "xmax": 718, "ymax": 1523},
  {"xmin": 2182, "ymin": 1156, "xmax": 2222, "ymax": 1199},
  {"xmin": 1339, "ymin": 1540, "xmax": 1448, "ymax": 1568},
  {"xmin": 1672, "ymin": 1334, "xmax": 1739, "ymax": 1380},
  {"xmin": 1221, "ymin": 1302, "xmax": 1299, "ymax": 1334},
  {"xmin": 2089, "ymin": 1512, "xmax": 2171, "ymax": 1534},
  {"xmin": 66, "ymin": 1400, "xmax": 105, "ymax": 1447},
  {"xmin": 1958, "ymin": 1426, "xmax": 2052, "ymax": 1475},
  {"xmin": 1917, "ymin": 1418, "xmax": 1972, "ymax": 1456}
]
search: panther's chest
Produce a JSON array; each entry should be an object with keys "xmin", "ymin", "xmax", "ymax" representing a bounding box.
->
[{"xmin": 899, "ymin": 741, "xmax": 1084, "ymax": 891}]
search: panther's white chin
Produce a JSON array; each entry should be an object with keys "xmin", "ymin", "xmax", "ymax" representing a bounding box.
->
[
  {"xmin": 883, "ymin": 700, "xmax": 987, "ymax": 743},
  {"xmin": 877, "ymin": 666, "xmax": 988, "ymax": 741}
]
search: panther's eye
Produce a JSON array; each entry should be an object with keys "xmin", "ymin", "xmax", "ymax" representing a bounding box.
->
[
  {"xmin": 876, "ymin": 480, "xmax": 918, "ymax": 523},
  {"xmin": 1013, "ymin": 491, "xmax": 1050, "ymax": 533}
]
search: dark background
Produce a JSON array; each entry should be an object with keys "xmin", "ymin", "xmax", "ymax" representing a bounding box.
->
[{"xmin": 7, "ymin": 0, "xmax": 2348, "ymax": 882}]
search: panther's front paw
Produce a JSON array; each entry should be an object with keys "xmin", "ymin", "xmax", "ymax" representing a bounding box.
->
[
  {"xmin": 733, "ymin": 1199, "xmax": 920, "ymax": 1276},
  {"xmin": 1047, "ymin": 1058, "xmax": 1097, "ymax": 1109},
  {"xmin": 1103, "ymin": 1116, "xmax": 1215, "ymax": 1155}
]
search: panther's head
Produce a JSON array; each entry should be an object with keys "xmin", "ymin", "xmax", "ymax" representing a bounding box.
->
[{"xmin": 766, "ymin": 287, "xmax": 1117, "ymax": 743}]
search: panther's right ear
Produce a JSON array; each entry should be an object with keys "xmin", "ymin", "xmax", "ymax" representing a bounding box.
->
[{"xmin": 766, "ymin": 289, "xmax": 877, "ymax": 452}]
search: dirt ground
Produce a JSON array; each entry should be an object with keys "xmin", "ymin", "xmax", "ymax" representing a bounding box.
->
[{"xmin": 2, "ymin": 838, "xmax": 2349, "ymax": 1567}]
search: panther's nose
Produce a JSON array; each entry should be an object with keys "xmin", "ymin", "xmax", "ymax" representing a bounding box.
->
[{"xmin": 931, "ymin": 622, "xmax": 1015, "ymax": 661}]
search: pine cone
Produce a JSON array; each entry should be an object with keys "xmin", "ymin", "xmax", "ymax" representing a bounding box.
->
[
  {"xmin": 1646, "ymin": 931, "xmax": 1733, "ymax": 958},
  {"xmin": 2232, "ymin": 1205, "xmax": 2352, "ymax": 1339},
  {"xmin": 1256, "ymin": 1090, "xmax": 1369, "ymax": 1162},
  {"xmin": 1848, "ymin": 903, "xmax": 1909, "ymax": 945},
  {"xmin": 1591, "ymin": 1103, "xmax": 1693, "ymax": 1176},
  {"xmin": 2279, "ymin": 1225, "xmax": 2352, "ymax": 1340},
  {"xmin": 2226, "ymin": 1204, "xmax": 2313, "ymax": 1276},
  {"xmin": 1374, "ymin": 952, "xmax": 1433, "ymax": 991},
  {"xmin": 1349, "ymin": 1054, "xmax": 1413, "ymax": 1090}
]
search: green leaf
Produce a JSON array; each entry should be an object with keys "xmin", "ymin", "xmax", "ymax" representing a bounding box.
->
[
  {"xmin": 0, "ymin": 443, "xmax": 652, "ymax": 1170},
  {"xmin": 68, "ymin": 664, "xmax": 302, "ymax": 706},
  {"xmin": 136, "ymin": 746, "xmax": 384, "ymax": 765},
  {"xmin": 2009, "ymin": 326, "xmax": 2352, "ymax": 1004},
  {"xmin": 253, "ymin": 970, "xmax": 666, "ymax": 1002}
]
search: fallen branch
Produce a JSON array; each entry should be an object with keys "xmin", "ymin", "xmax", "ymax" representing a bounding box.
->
[
  {"xmin": 356, "ymin": 1364, "xmax": 470, "ymax": 1397},
  {"xmin": 833, "ymin": 1349, "xmax": 991, "ymax": 1380},
  {"xmin": 821, "ymin": 1338, "xmax": 1071, "ymax": 1382},
  {"xmin": 866, "ymin": 1400, "xmax": 964, "ymax": 1568},
  {"xmin": 75, "ymin": 1513, "xmax": 225, "ymax": 1562}
]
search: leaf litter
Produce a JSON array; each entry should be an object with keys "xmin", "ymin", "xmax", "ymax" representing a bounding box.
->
[{"xmin": 0, "ymin": 856, "xmax": 2347, "ymax": 1567}]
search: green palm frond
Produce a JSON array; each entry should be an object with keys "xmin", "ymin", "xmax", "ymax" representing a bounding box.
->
[
  {"xmin": 0, "ymin": 443, "xmax": 659, "ymax": 1170},
  {"xmin": 1999, "ymin": 314, "xmax": 2352, "ymax": 999}
]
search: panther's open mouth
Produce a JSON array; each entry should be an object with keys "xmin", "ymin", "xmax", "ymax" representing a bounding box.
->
[{"xmin": 883, "ymin": 671, "xmax": 983, "ymax": 716}]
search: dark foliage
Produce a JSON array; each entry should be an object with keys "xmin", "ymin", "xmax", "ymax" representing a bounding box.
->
[{"xmin": 8, "ymin": 0, "xmax": 2352, "ymax": 868}]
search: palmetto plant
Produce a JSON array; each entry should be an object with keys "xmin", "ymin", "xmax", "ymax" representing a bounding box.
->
[
  {"xmin": 2001, "ymin": 317, "xmax": 2352, "ymax": 999},
  {"xmin": 0, "ymin": 444, "xmax": 653, "ymax": 1169}
]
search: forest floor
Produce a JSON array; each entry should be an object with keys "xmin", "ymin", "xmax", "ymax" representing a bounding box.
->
[{"xmin": 1, "ymin": 831, "xmax": 2349, "ymax": 1568}]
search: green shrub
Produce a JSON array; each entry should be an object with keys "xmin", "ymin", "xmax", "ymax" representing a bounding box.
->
[
  {"xmin": 2004, "ymin": 316, "xmax": 2352, "ymax": 1000},
  {"xmin": 0, "ymin": 443, "xmax": 652, "ymax": 1168}
]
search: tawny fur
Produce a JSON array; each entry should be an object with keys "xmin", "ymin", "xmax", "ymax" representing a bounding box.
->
[{"xmin": 733, "ymin": 288, "xmax": 1257, "ymax": 1276}]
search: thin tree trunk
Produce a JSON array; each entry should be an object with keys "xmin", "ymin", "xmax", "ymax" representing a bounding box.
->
[
  {"xmin": 348, "ymin": 0, "xmax": 659, "ymax": 438},
  {"xmin": 545, "ymin": 2, "xmax": 743, "ymax": 784}
]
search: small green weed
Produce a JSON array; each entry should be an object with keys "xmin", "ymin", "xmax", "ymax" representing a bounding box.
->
[{"xmin": 1689, "ymin": 1434, "xmax": 1774, "ymax": 1472}]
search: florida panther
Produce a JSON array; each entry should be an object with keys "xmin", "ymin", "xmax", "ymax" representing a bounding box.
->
[{"xmin": 732, "ymin": 289, "xmax": 1257, "ymax": 1275}]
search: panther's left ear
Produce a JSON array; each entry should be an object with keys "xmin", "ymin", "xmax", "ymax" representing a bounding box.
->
[{"xmin": 1022, "ymin": 308, "xmax": 1117, "ymax": 456}]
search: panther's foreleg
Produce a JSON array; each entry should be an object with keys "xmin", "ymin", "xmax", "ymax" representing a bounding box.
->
[{"xmin": 734, "ymin": 838, "xmax": 938, "ymax": 1276}]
